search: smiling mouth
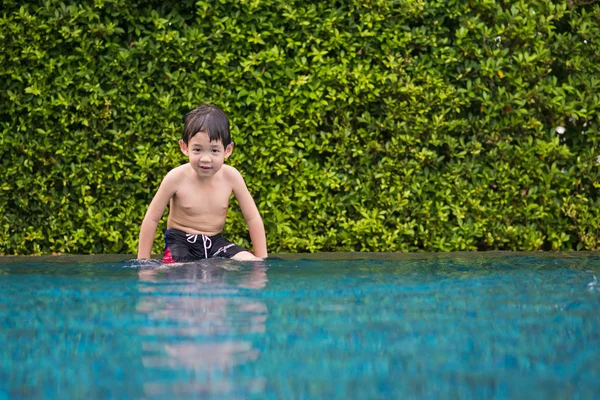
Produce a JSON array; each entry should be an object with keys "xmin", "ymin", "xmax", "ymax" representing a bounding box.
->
[{"xmin": 200, "ymin": 166, "xmax": 211, "ymax": 170}]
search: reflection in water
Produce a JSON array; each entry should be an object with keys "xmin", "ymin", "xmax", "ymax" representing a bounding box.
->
[{"xmin": 136, "ymin": 260, "xmax": 268, "ymax": 398}]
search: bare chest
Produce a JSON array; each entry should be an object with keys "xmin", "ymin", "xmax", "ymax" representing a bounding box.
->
[{"xmin": 172, "ymin": 180, "xmax": 233, "ymax": 216}]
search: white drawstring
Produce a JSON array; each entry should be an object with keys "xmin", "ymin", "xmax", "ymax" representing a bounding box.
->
[
  {"xmin": 186, "ymin": 233, "xmax": 212, "ymax": 259},
  {"xmin": 202, "ymin": 235, "xmax": 212, "ymax": 259},
  {"xmin": 186, "ymin": 234, "xmax": 198, "ymax": 244}
]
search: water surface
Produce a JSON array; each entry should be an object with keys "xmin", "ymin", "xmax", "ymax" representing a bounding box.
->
[{"xmin": 1, "ymin": 253, "xmax": 599, "ymax": 399}]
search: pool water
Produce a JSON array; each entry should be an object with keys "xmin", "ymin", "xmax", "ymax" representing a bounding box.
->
[{"xmin": 1, "ymin": 253, "xmax": 599, "ymax": 399}]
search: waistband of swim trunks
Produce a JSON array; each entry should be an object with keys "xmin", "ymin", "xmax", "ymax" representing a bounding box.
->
[{"xmin": 165, "ymin": 228, "xmax": 223, "ymax": 240}]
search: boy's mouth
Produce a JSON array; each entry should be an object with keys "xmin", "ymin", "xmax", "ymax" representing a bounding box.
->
[{"xmin": 199, "ymin": 166, "xmax": 211, "ymax": 171}]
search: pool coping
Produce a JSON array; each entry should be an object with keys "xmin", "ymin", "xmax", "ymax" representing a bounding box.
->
[{"xmin": 0, "ymin": 251, "xmax": 599, "ymax": 264}]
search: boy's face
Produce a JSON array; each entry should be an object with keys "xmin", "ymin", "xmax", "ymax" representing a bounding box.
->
[{"xmin": 179, "ymin": 132, "xmax": 233, "ymax": 177}]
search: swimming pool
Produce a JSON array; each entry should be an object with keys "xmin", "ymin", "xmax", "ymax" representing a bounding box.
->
[{"xmin": 1, "ymin": 253, "xmax": 599, "ymax": 399}]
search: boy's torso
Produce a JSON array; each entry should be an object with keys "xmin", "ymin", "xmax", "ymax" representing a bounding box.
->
[{"xmin": 167, "ymin": 164, "xmax": 234, "ymax": 236}]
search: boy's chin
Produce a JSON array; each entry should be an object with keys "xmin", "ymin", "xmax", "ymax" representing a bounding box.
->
[{"xmin": 193, "ymin": 165, "xmax": 219, "ymax": 176}]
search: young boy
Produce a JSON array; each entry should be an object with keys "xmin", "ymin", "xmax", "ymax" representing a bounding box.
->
[{"xmin": 137, "ymin": 104, "xmax": 267, "ymax": 262}]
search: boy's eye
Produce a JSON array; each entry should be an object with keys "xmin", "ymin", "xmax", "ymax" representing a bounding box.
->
[{"xmin": 212, "ymin": 149, "xmax": 220, "ymax": 153}]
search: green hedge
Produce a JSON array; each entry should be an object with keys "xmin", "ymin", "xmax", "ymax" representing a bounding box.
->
[{"xmin": 1, "ymin": 0, "xmax": 599, "ymax": 255}]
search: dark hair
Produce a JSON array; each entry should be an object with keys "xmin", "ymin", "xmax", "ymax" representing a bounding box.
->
[{"xmin": 183, "ymin": 104, "xmax": 231, "ymax": 146}]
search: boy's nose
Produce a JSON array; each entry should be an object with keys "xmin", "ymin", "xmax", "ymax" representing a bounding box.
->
[{"xmin": 200, "ymin": 154, "xmax": 211, "ymax": 162}]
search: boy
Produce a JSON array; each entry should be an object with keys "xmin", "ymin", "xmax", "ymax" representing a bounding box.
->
[{"xmin": 137, "ymin": 104, "xmax": 267, "ymax": 262}]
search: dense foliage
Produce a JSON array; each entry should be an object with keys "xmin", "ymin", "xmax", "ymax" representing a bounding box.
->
[{"xmin": 1, "ymin": 0, "xmax": 599, "ymax": 255}]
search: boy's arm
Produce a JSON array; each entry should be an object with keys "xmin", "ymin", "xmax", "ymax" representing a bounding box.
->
[
  {"xmin": 137, "ymin": 172, "xmax": 178, "ymax": 259},
  {"xmin": 230, "ymin": 168, "xmax": 268, "ymax": 258}
]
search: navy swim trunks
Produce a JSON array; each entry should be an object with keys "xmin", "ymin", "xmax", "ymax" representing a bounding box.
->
[{"xmin": 162, "ymin": 228, "xmax": 247, "ymax": 263}]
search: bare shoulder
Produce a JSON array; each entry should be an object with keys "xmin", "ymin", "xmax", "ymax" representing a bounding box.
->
[
  {"xmin": 165, "ymin": 164, "xmax": 190, "ymax": 180},
  {"xmin": 161, "ymin": 164, "xmax": 191, "ymax": 189},
  {"xmin": 221, "ymin": 164, "xmax": 244, "ymax": 183}
]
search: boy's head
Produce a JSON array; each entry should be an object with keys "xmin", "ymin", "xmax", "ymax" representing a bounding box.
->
[{"xmin": 183, "ymin": 104, "xmax": 231, "ymax": 147}]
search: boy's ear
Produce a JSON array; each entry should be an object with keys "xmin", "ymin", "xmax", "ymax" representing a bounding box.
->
[
  {"xmin": 179, "ymin": 139, "xmax": 189, "ymax": 156},
  {"xmin": 224, "ymin": 142, "xmax": 234, "ymax": 159}
]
